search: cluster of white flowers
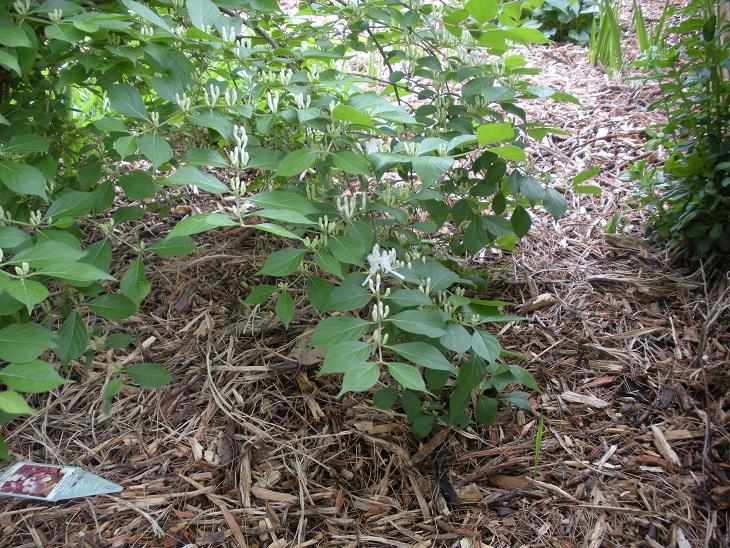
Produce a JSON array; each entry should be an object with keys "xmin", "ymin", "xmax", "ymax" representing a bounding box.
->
[
  {"xmin": 140, "ymin": 25, "xmax": 154, "ymax": 38},
  {"xmin": 267, "ymin": 90, "xmax": 280, "ymax": 113},
  {"xmin": 335, "ymin": 192, "xmax": 366, "ymax": 220},
  {"xmin": 28, "ymin": 210, "xmax": 43, "ymax": 227},
  {"xmin": 48, "ymin": 8, "xmax": 62, "ymax": 22},
  {"xmin": 371, "ymin": 301, "xmax": 390, "ymax": 322},
  {"xmin": 292, "ymin": 93, "xmax": 310, "ymax": 110},
  {"xmin": 150, "ymin": 111, "xmax": 160, "ymax": 127},
  {"xmin": 234, "ymin": 37, "xmax": 251, "ymax": 58},
  {"xmin": 223, "ymin": 87, "xmax": 236, "ymax": 106},
  {"xmin": 364, "ymin": 138, "xmax": 386, "ymax": 155},
  {"xmin": 13, "ymin": 0, "xmax": 29, "ymax": 15},
  {"xmin": 362, "ymin": 244, "xmax": 405, "ymax": 286},
  {"xmin": 228, "ymin": 124, "xmax": 249, "ymax": 170},
  {"xmin": 367, "ymin": 273, "xmax": 391, "ymax": 298},
  {"xmin": 14, "ymin": 261, "xmax": 30, "ymax": 278},
  {"xmin": 175, "ymin": 92, "xmax": 192, "ymax": 112},
  {"xmin": 403, "ymin": 141, "xmax": 420, "ymax": 156},
  {"xmin": 0, "ymin": 206, "xmax": 11, "ymax": 226},
  {"xmin": 220, "ymin": 25, "xmax": 240, "ymax": 42},
  {"xmin": 203, "ymin": 84, "xmax": 221, "ymax": 107}
]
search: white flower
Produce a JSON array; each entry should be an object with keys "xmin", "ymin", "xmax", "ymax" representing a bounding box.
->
[{"xmin": 362, "ymin": 244, "xmax": 405, "ymax": 286}]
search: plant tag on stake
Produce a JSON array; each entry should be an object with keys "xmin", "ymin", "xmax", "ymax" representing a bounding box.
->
[{"xmin": 0, "ymin": 462, "xmax": 122, "ymax": 501}]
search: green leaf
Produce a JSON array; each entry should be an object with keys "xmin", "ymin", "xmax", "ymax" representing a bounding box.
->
[
  {"xmin": 388, "ymin": 309, "xmax": 447, "ymax": 337},
  {"xmin": 167, "ymin": 213, "xmax": 237, "ymax": 239},
  {"xmin": 186, "ymin": 0, "xmax": 220, "ymax": 31},
  {"xmin": 482, "ymin": 215, "xmax": 514, "ymax": 238},
  {"xmin": 253, "ymin": 223, "xmax": 302, "ymax": 241},
  {"xmin": 471, "ymin": 329, "xmax": 500, "ymax": 363},
  {"xmin": 311, "ymin": 316, "xmax": 371, "ymax": 348},
  {"xmin": 373, "ymin": 387, "xmax": 398, "ymax": 410},
  {"xmin": 510, "ymin": 206, "xmax": 531, "ymax": 237},
  {"xmin": 412, "ymin": 414, "xmax": 434, "ymax": 438},
  {"xmin": 79, "ymin": 240, "xmax": 112, "ymax": 272},
  {"xmin": 138, "ymin": 133, "xmax": 173, "ymax": 168},
  {"xmin": 105, "ymin": 333, "xmax": 133, "ymax": 349},
  {"xmin": 543, "ymin": 188, "xmax": 568, "ymax": 220},
  {"xmin": 114, "ymin": 135, "xmax": 137, "ymax": 160},
  {"xmin": 439, "ymin": 322, "xmax": 472, "ymax": 354},
  {"xmin": 35, "ymin": 263, "xmax": 115, "ymax": 283},
  {"xmin": 0, "ymin": 161, "xmax": 47, "ymax": 199},
  {"xmin": 88, "ymin": 294, "xmax": 137, "ymax": 320},
  {"xmin": 313, "ymin": 251, "xmax": 346, "ymax": 279},
  {"xmin": 255, "ymin": 209, "xmax": 315, "ymax": 226},
  {"xmin": 122, "ymin": 0, "xmax": 172, "ymax": 31},
  {"xmin": 119, "ymin": 171, "xmax": 159, "ymax": 201},
  {"xmin": 306, "ymin": 276, "xmax": 334, "ymax": 311},
  {"xmin": 386, "ymin": 342, "xmax": 453, "ymax": 371},
  {"xmin": 385, "ymin": 289, "xmax": 432, "ymax": 308},
  {"xmin": 0, "ymin": 49, "xmax": 20, "ymax": 76},
  {"xmin": 275, "ymin": 291, "xmax": 294, "ymax": 328},
  {"xmin": 466, "ymin": 0, "xmax": 498, "ymax": 23},
  {"xmin": 319, "ymin": 341, "xmax": 373, "ymax": 376},
  {"xmin": 8, "ymin": 241, "xmax": 83, "ymax": 268},
  {"xmin": 488, "ymin": 145, "xmax": 525, "ymax": 162},
  {"xmin": 166, "ymin": 166, "xmax": 228, "ymax": 193},
  {"xmin": 248, "ymin": 191, "xmax": 317, "ymax": 214},
  {"xmin": 476, "ymin": 123, "xmax": 515, "ymax": 146},
  {"xmin": 573, "ymin": 166, "xmax": 600, "ymax": 185},
  {"xmin": 275, "ymin": 149, "xmax": 318, "ymax": 177},
  {"xmin": 149, "ymin": 236, "xmax": 196, "ymax": 256},
  {"xmin": 412, "ymin": 156, "xmax": 454, "ymax": 186},
  {"xmin": 327, "ymin": 273, "xmax": 372, "ymax": 312},
  {"xmin": 0, "ymin": 27, "xmax": 32, "ymax": 48},
  {"xmin": 0, "ymin": 435, "xmax": 7, "ymax": 460},
  {"xmin": 0, "ymin": 360, "xmax": 71, "ymax": 393},
  {"xmin": 56, "ymin": 312, "xmax": 88, "ymax": 365},
  {"xmin": 0, "ymin": 227, "xmax": 30, "ymax": 250},
  {"xmin": 475, "ymin": 396, "xmax": 497, "ymax": 426},
  {"xmin": 106, "ymin": 83, "xmax": 149, "ymax": 121},
  {"xmin": 183, "ymin": 148, "xmax": 229, "ymax": 168},
  {"xmin": 574, "ymin": 184, "xmax": 602, "ymax": 196},
  {"xmin": 1, "ymin": 135, "xmax": 50, "ymax": 154},
  {"xmin": 0, "ymin": 391, "xmax": 34, "ymax": 415},
  {"xmin": 46, "ymin": 191, "xmax": 96, "ymax": 220},
  {"xmin": 257, "ymin": 248, "xmax": 305, "ymax": 276},
  {"xmin": 507, "ymin": 27, "xmax": 549, "ymax": 44},
  {"xmin": 508, "ymin": 364, "xmax": 537, "ymax": 389},
  {"xmin": 339, "ymin": 362, "xmax": 379, "ymax": 395},
  {"xmin": 120, "ymin": 260, "xmax": 150, "ymax": 306},
  {"xmin": 0, "ymin": 323, "xmax": 54, "ymax": 363},
  {"xmin": 506, "ymin": 390, "xmax": 532, "ymax": 411},
  {"xmin": 0, "ymin": 277, "xmax": 47, "ymax": 313},
  {"xmin": 328, "ymin": 234, "xmax": 365, "ymax": 266},
  {"xmin": 332, "ymin": 151, "xmax": 370, "ymax": 175},
  {"xmin": 387, "ymin": 362, "xmax": 426, "ymax": 392},
  {"xmin": 244, "ymin": 284, "xmax": 277, "ymax": 305},
  {"xmin": 333, "ymin": 104, "xmax": 373, "ymax": 126},
  {"xmin": 126, "ymin": 363, "xmax": 174, "ymax": 388}
]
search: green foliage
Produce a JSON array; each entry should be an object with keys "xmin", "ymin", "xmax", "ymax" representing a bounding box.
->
[
  {"xmin": 528, "ymin": 0, "xmax": 599, "ymax": 44},
  {"xmin": 0, "ymin": 0, "xmax": 569, "ymax": 453},
  {"xmin": 635, "ymin": 0, "xmax": 730, "ymax": 260},
  {"xmin": 589, "ymin": 0, "xmax": 623, "ymax": 74}
]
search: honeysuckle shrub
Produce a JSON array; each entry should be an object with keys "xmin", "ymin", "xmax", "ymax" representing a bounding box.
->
[
  {"xmin": 0, "ymin": 0, "xmax": 576, "ymax": 455},
  {"xmin": 635, "ymin": 0, "xmax": 730, "ymax": 261}
]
